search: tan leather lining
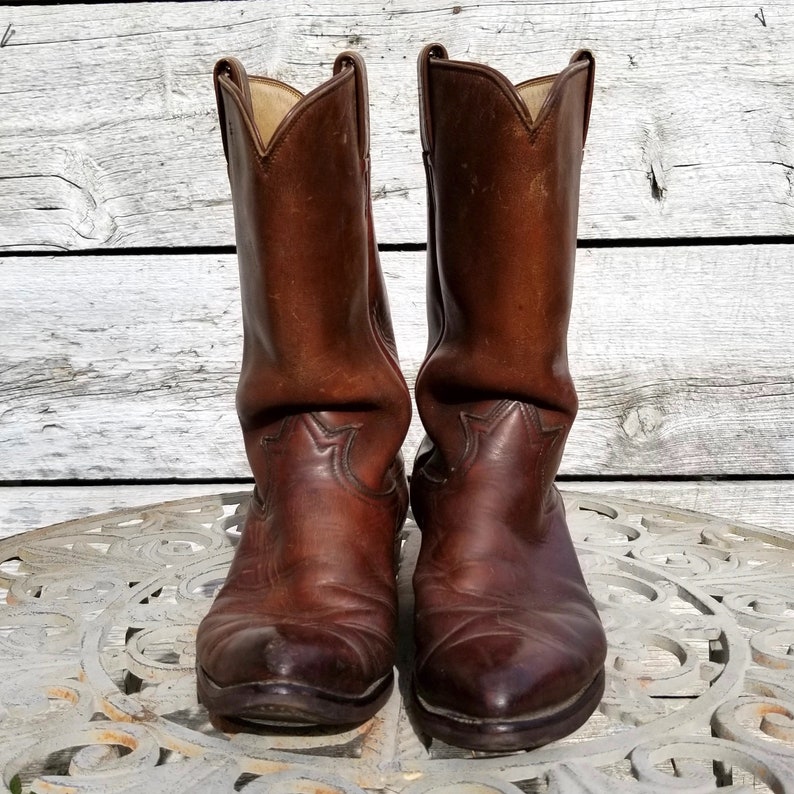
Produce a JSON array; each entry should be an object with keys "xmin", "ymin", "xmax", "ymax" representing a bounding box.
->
[
  {"xmin": 516, "ymin": 76, "xmax": 556, "ymax": 121},
  {"xmin": 249, "ymin": 78, "xmax": 303, "ymax": 145}
]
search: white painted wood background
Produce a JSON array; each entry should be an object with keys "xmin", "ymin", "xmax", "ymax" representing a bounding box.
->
[{"xmin": 0, "ymin": 0, "xmax": 792, "ymax": 535}]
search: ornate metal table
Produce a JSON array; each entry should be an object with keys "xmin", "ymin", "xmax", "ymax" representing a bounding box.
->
[{"xmin": 1, "ymin": 492, "xmax": 792, "ymax": 792}]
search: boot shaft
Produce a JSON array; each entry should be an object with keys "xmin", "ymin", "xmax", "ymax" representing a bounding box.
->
[
  {"xmin": 214, "ymin": 54, "xmax": 410, "ymax": 490},
  {"xmin": 416, "ymin": 46, "xmax": 595, "ymax": 436}
]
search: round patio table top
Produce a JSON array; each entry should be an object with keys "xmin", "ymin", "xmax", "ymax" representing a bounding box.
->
[{"xmin": 0, "ymin": 491, "xmax": 792, "ymax": 793}]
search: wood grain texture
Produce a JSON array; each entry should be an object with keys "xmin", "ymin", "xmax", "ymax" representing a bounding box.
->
[
  {"xmin": 566, "ymin": 480, "xmax": 793, "ymax": 536},
  {"xmin": 1, "ymin": 481, "xmax": 790, "ymax": 538},
  {"xmin": 0, "ymin": 483, "xmax": 247, "ymax": 539},
  {"xmin": 1, "ymin": 0, "xmax": 793, "ymax": 249},
  {"xmin": 1, "ymin": 246, "xmax": 791, "ymax": 480}
]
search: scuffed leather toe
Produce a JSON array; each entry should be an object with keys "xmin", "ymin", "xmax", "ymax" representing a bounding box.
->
[
  {"xmin": 197, "ymin": 609, "xmax": 394, "ymax": 699},
  {"xmin": 414, "ymin": 599, "xmax": 606, "ymax": 721}
]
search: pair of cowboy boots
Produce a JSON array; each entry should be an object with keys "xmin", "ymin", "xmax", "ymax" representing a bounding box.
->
[{"xmin": 196, "ymin": 44, "xmax": 607, "ymax": 753}]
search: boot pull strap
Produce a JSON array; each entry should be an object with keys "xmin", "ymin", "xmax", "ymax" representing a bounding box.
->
[
  {"xmin": 569, "ymin": 50, "xmax": 596, "ymax": 147},
  {"xmin": 334, "ymin": 51, "xmax": 370, "ymax": 161},
  {"xmin": 418, "ymin": 43, "xmax": 448, "ymax": 154},
  {"xmin": 213, "ymin": 57, "xmax": 250, "ymax": 163}
]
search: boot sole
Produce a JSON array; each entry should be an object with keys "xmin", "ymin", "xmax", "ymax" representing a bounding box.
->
[
  {"xmin": 411, "ymin": 667, "xmax": 605, "ymax": 752},
  {"xmin": 197, "ymin": 663, "xmax": 394, "ymax": 731}
]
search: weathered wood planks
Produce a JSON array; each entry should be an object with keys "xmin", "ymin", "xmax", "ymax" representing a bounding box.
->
[
  {"xmin": 2, "ymin": 246, "xmax": 791, "ymax": 480},
  {"xmin": 1, "ymin": 0, "xmax": 791, "ymax": 534},
  {"xmin": 1, "ymin": 481, "xmax": 790, "ymax": 538},
  {"xmin": 1, "ymin": 0, "xmax": 793, "ymax": 249}
]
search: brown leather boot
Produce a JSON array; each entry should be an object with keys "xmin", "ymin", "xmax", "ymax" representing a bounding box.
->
[
  {"xmin": 410, "ymin": 45, "xmax": 607, "ymax": 751},
  {"xmin": 196, "ymin": 53, "xmax": 411, "ymax": 728}
]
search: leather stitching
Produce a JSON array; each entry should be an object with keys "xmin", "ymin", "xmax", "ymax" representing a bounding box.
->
[
  {"xmin": 433, "ymin": 59, "xmax": 588, "ymax": 144},
  {"xmin": 255, "ymin": 412, "xmax": 398, "ymax": 506},
  {"xmin": 262, "ymin": 68, "xmax": 354, "ymax": 176},
  {"xmin": 518, "ymin": 402, "xmax": 563, "ymax": 498},
  {"xmin": 457, "ymin": 399, "xmax": 514, "ymax": 478},
  {"xmin": 219, "ymin": 69, "xmax": 356, "ymax": 179}
]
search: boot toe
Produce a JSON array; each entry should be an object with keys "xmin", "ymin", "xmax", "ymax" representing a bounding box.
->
[
  {"xmin": 196, "ymin": 598, "xmax": 397, "ymax": 726},
  {"xmin": 414, "ymin": 602, "xmax": 606, "ymax": 724},
  {"xmin": 197, "ymin": 610, "xmax": 393, "ymax": 699}
]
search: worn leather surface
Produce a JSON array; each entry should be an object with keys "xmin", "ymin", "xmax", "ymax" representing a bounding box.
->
[
  {"xmin": 411, "ymin": 45, "xmax": 607, "ymax": 740},
  {"xmin": 196, "ymin": 53, "xmax": 411, "ymax": 714}
]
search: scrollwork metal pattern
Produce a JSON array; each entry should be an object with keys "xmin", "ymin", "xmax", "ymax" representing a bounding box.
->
[{"xmin": 0, "ymin": 492, "xmax": 792, "ymax": 792}]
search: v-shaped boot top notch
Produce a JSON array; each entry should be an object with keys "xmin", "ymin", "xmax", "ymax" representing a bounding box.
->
[
  {"xmin": 420, "ymin": 44, "xmax": 594, "ymax": 143},
  {"xmin": 215, "ymin": 53, "xmax": 368, "ymax": 159},
  {"xmin": 515, "ymin": 75, "xmax": 557, "ymax": 122},
  {"xmin": 215, "ymin": 61, "xmax": 304, "ymax": 151},
  {"xmin": 248, "ymin": 77, "xmax": 303, "ymax": 147}
]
